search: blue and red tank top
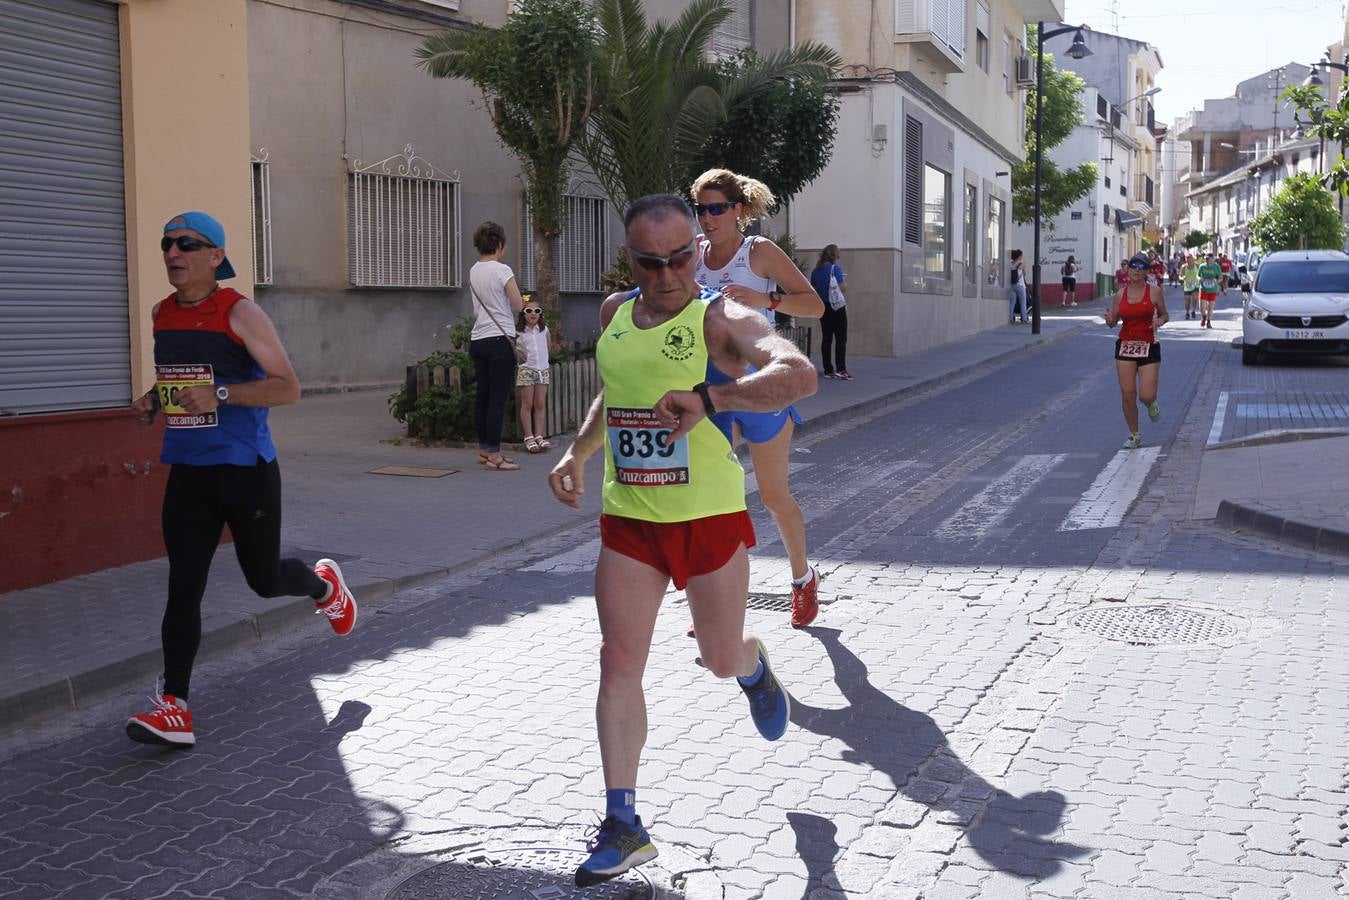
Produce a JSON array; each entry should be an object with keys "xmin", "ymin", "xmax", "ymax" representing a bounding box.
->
[{"xmin": 152, "ymin": 287, "xmax": 277, "ymax": 467}]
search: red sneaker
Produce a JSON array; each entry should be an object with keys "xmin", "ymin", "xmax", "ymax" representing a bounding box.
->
[
  {"xmin": 315, "ymin": 559, "xmax": 358, "ymax": 636},
  {"xmin": 790, "ymin": 568, "xmax": 820, "ymax": 628},
  {"xmin": 126, "ymin": 694, "xmax": 195, "ymax": 747}
]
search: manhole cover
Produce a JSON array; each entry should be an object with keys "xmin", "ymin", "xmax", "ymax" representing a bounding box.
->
[
  {"xmin": 1070, "ymin": 605, "xmax": 1241, "ymax": 646},
  {"xmin": 386, "ymin": 846, "xmax": 656, "ymax": 899}
]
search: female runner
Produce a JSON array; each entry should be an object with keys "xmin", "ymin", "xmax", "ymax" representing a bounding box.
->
[
  {"xmin": 1105, "ymin": 253, "xmax": 1168, "ymax": 449},
  {"xmin": 690, "ymin": 168, "xmax": 825, "ymax": 627}
]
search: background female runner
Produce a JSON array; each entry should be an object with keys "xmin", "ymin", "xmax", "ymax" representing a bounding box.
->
[
  {"xmin": 1104, "ymin": 253, "xmax": 1168, "ymax": 449},
  {"xmin": 690, "ymin": 168, "xmax": 825, "ymax": 627}
]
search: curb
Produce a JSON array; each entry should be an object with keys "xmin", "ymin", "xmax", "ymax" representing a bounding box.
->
[
  {"xmin": 1215, "ymin": 499, "xmax": 1349, "ymax": 558},
  {"xmin": 1, "ymin": 324, "xmax": 1083, "ymax": 737},
  {"xmin": 796, "ymin": 321, "xmax": 1091, "ymax": 437}
]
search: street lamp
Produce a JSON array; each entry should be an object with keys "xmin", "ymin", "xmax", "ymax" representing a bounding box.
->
[
  {"xmin": 1031, "ymin": 23, "xmax": 1091, "ymax": 335},
  {"xmin": 1305, "ymin": 57, "xmax": 1349, "ymax": 175}
]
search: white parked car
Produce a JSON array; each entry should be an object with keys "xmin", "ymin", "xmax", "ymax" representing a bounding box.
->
[{"xmin": 1242, "ymin": 250, "xmax": 1349, "ymax": 365}]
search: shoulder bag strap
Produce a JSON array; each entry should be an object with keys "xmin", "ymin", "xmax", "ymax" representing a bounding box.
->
[{"xmin": 471, "ymin": 280, "xmax": 513, "ymax": 340}]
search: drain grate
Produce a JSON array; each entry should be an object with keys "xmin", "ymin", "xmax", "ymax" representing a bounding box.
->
[
  {"xmin": 387, "ymin": 846, "xmax": 655, "ymax": 899},
  {"xmin": 746, "ymin": 592, "xmax": 793, "ymax": 612},
  {"xmin": 1070, "ymin": 605, "xmax": 1241, "ymax": 646}
]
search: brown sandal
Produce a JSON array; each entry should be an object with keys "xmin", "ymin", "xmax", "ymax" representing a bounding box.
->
[{"xmin": 483, "ymin": 457, "xmax": 520, "ymax": 471}]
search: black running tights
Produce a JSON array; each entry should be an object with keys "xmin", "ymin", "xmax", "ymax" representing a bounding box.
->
[{"xmin": 160, "ymin": 459, "xmax": 326, "ymax": 698}]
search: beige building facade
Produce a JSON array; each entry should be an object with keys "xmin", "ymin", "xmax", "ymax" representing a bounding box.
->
[{"xmin": 791, "ymin": 0, "xmax": 1058, "ymax": 355}]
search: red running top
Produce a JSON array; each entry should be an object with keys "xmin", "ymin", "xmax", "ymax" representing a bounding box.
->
[{"xmin": 1118, "ymin": 284, "xmax": 1156, "ymax": 344}]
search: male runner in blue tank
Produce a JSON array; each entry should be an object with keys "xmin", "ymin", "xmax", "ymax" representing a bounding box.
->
[
  {"xmin": 127, "ymin": 211, "xmax": 357, "ymax": 747},
  {"xmin": 548, "ymin": 194, "xmax": 817, "ymax": 886}
]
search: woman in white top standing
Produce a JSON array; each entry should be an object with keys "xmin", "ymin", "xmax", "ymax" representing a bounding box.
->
[
  {"xmin": 690, "ymin": 168, "xmax": 826, "ymax": 629},
  {"xmin": 468, "ymin": 221, "xmax": 525, "ymax": 471},
  {"xmin": 514, "ymin": 297, "xmax": 552, "ymax": 453}
]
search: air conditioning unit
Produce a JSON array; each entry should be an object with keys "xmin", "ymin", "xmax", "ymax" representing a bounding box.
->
[{"xmin": 1014, "ymin": 55, "xmax": 1034, "ymax": 87}]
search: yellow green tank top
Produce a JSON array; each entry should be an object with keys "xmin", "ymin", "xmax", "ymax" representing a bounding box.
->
[{"xmin": 597, "ymin": 294, "xmax": 745, "ymax": 523}]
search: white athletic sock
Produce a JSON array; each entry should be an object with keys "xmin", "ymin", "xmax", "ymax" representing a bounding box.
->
[{"xmin": 792, "ymin": 566, "xmax": 816, "ymax": 588}]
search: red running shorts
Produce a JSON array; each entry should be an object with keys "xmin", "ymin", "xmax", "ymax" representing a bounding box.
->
[{"xmin": 600, "ymin": 511, "xmax": 757, "ymax": 589}]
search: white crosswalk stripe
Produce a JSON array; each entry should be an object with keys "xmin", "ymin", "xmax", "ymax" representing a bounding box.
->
[
  {"xmin": 1058, "ymin": 447, "xmax": 1161, "ymax": 531},
  {"xmin": 934, "ymin": 454, "xmax": 1067, "ymax": 541}
]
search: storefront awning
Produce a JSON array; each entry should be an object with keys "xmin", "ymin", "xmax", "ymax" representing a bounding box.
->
[{"xmin": 1116, "ymin": 211, "xmax": 1144, "ymax": 230}]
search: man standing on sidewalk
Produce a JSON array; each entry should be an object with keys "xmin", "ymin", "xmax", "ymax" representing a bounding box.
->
[
  {"xmin": 548, "ymin": 194, "xmax": 817, "ymax": 886},
  {"xmin": 126, "ymin": 211, "xmax": 356, "ymax": 748}
]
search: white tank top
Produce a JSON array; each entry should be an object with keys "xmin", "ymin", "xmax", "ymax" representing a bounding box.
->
[{"xmin": 695, "ymin": 236, "xmax": 777, "ymax": 322}]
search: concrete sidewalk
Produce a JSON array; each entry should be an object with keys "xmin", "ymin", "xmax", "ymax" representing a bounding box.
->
[{"xmin": 0, "ymin": 311, "xmax": 1118, "ymax": 734}]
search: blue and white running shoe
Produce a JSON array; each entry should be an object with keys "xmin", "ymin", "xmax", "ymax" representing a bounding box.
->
[
  {"xmin": 575, "ymin": 814, "xmax": 658, "ymax": 887},
  {"xmin": 740, "ymin": 641, "xmax": 790, "ymax": 741}
]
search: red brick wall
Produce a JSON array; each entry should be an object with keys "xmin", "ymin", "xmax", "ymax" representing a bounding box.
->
[{"xmin": 0, "ymin": 410, "xmax": 166, "ymax": 593}]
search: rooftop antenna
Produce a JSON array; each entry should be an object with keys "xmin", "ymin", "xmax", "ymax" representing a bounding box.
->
[{"xmin": 1107, "ymin": 0, "xmax": 1120, "ymax": 33}]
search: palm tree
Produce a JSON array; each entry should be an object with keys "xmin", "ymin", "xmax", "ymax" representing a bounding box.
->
[
  {"xmin": 418, "ymin": 0, "xmax": 599, "ymax": 331},
  {"xmin": 579, "ymin": 0, "xmax": 839, "ymax": 213}
]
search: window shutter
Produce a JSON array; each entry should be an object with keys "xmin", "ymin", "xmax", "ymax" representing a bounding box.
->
[
  {"xmin": 975, "ymin": 0, "xmax": 989, "ymax": 37},
  {"xmin": 904, "ymin": 116, "xmax": 923, "ymax": 245},
  {"xmin": 710, "ymin": 0, "xmax": 752, "ymax": 57},
  {"xmin": 896, "ymin": 0, "xmax": 918, "ymax": 33},
  {"xmin": 947, "ymin": 0, "xmax": 965, "ymax": 57}
]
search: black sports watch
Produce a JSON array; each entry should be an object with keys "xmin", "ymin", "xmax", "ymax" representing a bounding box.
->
[
  {"xmin": 215, "ymin": 385, "xmax": 230, "ymax": 405},
  {"xmin": 692, "ymin": 381, "xmax": 717, "ymax": 417}
]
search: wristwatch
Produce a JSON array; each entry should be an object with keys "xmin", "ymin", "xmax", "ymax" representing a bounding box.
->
[
  {"xmin": 692, "ymin": 381, "xmax": 717, "ymax": 417},
  {"xmin": 215, "ymin": 385, "xmax": 230, "ymax": 405},
  {"xmin": 768, "ymin": 288, "xmax": 783, "ymax": 310}
]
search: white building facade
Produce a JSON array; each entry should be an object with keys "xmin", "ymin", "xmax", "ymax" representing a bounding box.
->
[{"xmin": 792, "ymin": 0, "xmax": 1060, "ymax": 357}]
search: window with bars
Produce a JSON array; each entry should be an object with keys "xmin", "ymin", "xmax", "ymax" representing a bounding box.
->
[
  {"xmin": 347, "ymin": 147, "xmax": 461, "ymax": 288},
  {"xmin": 985, "ymin": 196, "xmax": 1004, "ymax": 287},
  {"xmin": 709, "ymin": 0, "xmax": 752, "ymax": 58},
  {"xmin": 250, "ymin": 151, "xmax": 272, "ymax": 286},
  {"xmin": 518, "ymin": 194, "xmax": 611, "ymax": 293},
  {"xmin": 963, "ymin": 183, "xmax": 978, "ymax": 284},
  {"xmin": 923, "ymin": 164, "xmax": 950, "ymax": 277},
  {"xmin": 903, "ymin": 115, "xmax": 923, "ymax": 245}
]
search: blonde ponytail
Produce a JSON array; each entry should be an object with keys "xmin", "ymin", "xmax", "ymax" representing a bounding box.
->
[{"xmin": 690, "ymin": 168, "xmax": 775, "ymax": 229}]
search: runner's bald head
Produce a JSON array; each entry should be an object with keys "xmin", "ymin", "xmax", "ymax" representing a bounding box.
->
[{"xmin": 624, "ymin": 194, "xmax": 696, "ymax": 237}]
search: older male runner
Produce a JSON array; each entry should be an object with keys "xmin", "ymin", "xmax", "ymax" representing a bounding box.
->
[
  {"xmin": 548, "ymin": 194, "xmax": 817, "ymax": 886},
  {"xmin": 126, "ymin": 212, "xmax": 356, "ymax": 747}
]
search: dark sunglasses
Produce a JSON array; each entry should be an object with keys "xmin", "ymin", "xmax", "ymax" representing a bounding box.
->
[
  {"xmin": 1128, "ymin": 262, "xmax": 1148, "ymax": 270},
  {"xmin": 693, "ymin": 201, "xmax": 737, "ymax": 217},
  {"xmin": 161, "ymin": 235, "xmax": 216, "ymax": 253},
  {"xmin": 522, "ymin": 307, "xmax": 543, "ymax": 315},
  {"xmin": 627, "ymin": 239, "xmax": 698, "ymax": 271}
]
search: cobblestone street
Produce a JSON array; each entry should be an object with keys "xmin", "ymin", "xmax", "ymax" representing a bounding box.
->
[{"xmin": 2, "ymin": 296, "xmax": 1347, "ymax": 899}]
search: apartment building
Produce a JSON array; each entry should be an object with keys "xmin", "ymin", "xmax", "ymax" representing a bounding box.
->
[
  {"xmin": 790, "ymin": 0, "xmax": 1057, "ymax": 355},
  {"xmin": 1041, "ymin": 27, "xmax": 1162, "ymax": 258}
]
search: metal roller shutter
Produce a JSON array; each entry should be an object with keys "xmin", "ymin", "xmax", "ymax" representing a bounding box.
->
[{"xmin": 0, "ymin": 0, "xmax": 129, "ymax": 415}]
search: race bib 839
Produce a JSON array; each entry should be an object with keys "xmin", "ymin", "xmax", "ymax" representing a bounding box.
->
[{"xmin": 607, "ymin": 406, "xmax": 689, "ymax": 487}]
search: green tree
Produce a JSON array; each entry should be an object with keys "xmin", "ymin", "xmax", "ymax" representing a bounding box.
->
[
  {"xmin": 1182, "ymin": 229, "xmax": 1212, "ymax": 250},
  {"xmin": 578, "ymin": 0, "xmax": 839, "ymax": 212},
  {"xmin": 1011, "ymin": 27, "xmax": 1098, "ymax": 225},
  {"xmin": 683, "ymin": 49, "xmax": 840, "ymax": 210},
  {"xmin": 1249, "ymin": 172, "xmax": 1347, "ymax": 252},
  {"xmin": 417, "ymin": 0, "xmax": 599, "ymax": 329},
  {"xmin": 1284, "ymin": 82, "xmax": 1349, "ymax": 200}
]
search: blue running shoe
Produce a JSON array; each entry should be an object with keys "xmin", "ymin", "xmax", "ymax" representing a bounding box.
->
[
  {"xmin": 575, "ymin": 814, "xmax": 658, "ymax": 887},
  {"xmin": 739, "ymin": 641, "xmax": 790, "ymax": 741}
]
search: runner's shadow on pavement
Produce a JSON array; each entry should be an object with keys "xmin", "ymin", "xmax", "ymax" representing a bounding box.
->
[
  {"xmin": 785, "ymin": 811, "xmax": 838, "ymax": 897},
  {"xmin": 789, "ymin": 627, "xmax": 1089, "ymax": 881}
]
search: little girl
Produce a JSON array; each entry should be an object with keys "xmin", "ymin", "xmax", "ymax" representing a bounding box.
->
[{"xmin": 515, "ymin": 299, "xmax": 552, "ymax": 452}]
